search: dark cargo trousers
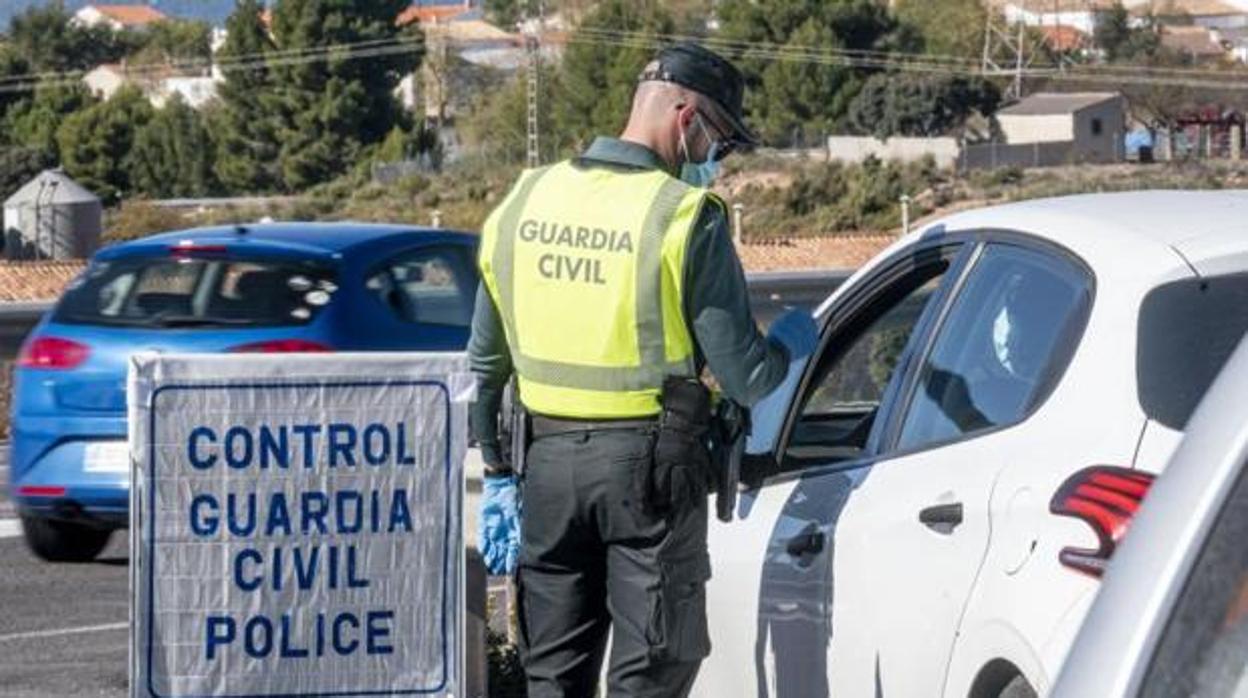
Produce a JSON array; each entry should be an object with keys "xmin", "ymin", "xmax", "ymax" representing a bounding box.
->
[{"xmin": 516, "ymin": 427, "xmax": 711, "ymax": 698}]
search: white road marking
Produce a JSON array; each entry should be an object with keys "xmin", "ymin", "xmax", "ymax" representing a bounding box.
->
[
  {"xmin": 0, "ymin": 621, "xmax": 127, "ymax": 643},
  {"xmin": 0, "ymin": 519, "xmax": 19, "ymax": 539}
]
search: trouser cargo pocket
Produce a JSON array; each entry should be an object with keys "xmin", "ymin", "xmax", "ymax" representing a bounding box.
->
[{"xmin": 647, "ymin": 554, "xmax": 712, "ymax": 663}]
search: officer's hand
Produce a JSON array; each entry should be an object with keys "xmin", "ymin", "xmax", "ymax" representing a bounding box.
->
[
  {"xmin": 479, "ymin": 474, "xmax": 521, "ymax": 576},
  {"xmin": 767, "ymin": 308, "xmax": 819, "ymax": 360}
]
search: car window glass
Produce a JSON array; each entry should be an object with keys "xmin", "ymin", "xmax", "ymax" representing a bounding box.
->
[
  {"xmin": 895, "ymin": 243, "xmax": 1090, "ymax": 452},
  {"xmin": 1137, "ymin": 272, "xmax": 1248, "ymax": 431},
  {"xmin": 1142, "ymin": 455, "xmax": 1248, "ymax": 698},
  {"xmin": 785, "ymin": 261, "xmax": 950, "ymax": 467},
  {"xmin": 54, "ymin": 258, "xmax": 337, "ymax": 327},
  {"xmin": 365, "ymin": 246, "xmax": 474, "ymax": 327}
]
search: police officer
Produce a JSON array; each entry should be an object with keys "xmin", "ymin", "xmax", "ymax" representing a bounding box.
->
[{"xmin": 469, "ymin": 42, "xmax": 819, "ymax": 697}]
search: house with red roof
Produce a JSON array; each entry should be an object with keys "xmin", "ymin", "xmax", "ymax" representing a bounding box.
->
[{"xmin": 73, "ymin": 4, "xmax": 168, "ymax": 31}]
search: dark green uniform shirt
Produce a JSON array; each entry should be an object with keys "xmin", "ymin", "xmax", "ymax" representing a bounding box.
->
[{"xmin": 468, "ymin": 137, "xmax": 789, "ymax": 465}]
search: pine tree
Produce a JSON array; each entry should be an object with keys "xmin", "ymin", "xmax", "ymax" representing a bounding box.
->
[
  {"xmin": 3, "ymin": 84, "xmax": 97, "ymax": 161},
  {"xmin": 0, "ymin": 49, "xmax": 31, "ymax": 135},
  {"xmin": 56, "ymin": 86, "xmax": 154, "ymax": 202},
  {"xmin": 554, "ymin": 0, "xmax": 674, "ymax": 152},
  {"xmin": 268, "ymin": 0, "xmax": 423, "ymax": 191},
  {"xmin": 716, "ymin": 0, "xmax": 915, "ymax": 146},
  {"xmin": 213, "ymin": 0, "xmax": 281, "ymax": 194},
  {"xmin": 132, "ymin": 94, "xmax": 218, "ymax": 198}
]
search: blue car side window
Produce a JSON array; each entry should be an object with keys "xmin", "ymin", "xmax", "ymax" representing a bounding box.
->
[{"xmin": 366, "ymin": 246, "xmax": 475, "ymax": 328}]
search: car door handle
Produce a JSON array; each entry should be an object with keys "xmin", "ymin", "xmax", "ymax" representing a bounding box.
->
[
  {"xmin": 786, "ymin": 527, "xmax": 825, "ymax": 557},
  {"xmin": 919, "ymin": 502, "xmax": 964, "ymax": 534}
]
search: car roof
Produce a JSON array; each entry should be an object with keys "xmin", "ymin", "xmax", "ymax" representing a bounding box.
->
[
  {"xmin": 913, "ymin": 190, "xmax": 1248, "ymax": 267},
  {"xmin": 97, "ymin": 222, "xmax": 476, "ymax": 261}
]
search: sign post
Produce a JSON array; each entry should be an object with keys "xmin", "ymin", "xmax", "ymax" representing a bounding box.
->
[{"xmin": 128, "ymin": 353, "xmax": 471, "ymax": 698}]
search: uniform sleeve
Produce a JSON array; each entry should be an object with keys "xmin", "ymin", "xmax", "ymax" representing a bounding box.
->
[
  {"xmin": 684, "ymin": 201, "xmax": 790, "ymax": 407},
  {"xmin": 467, "ymin": 281, "xmax": 512, "ymax": 467}
]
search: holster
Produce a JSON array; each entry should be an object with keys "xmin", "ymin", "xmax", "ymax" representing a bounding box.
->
[
  {"xmin": 711, "ymin": 400, "xmax": 749, "ymax": 522},
  {"xmin": 643, "ymin": 376, "xmax": 714, "ymax": 516},
  {"xmin": 509, "ymin": 399, "xmax": 529, "ymax": 479},
  {"xmin": 495, "ymin": 379, "xmax": 529, "ymax": 478}
]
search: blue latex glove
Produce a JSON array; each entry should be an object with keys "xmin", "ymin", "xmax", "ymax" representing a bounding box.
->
[
  {"xmin": 479, "ymin": 474, "xmax": 521, "ymax": 576},
  {"xmin": 767, "ymin": 308, "xmax": 819, "ymax": 360}
]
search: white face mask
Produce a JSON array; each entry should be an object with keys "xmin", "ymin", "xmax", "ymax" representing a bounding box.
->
[{"xmin": 678, "ymin": 114, "xmax": 722, "ymax": 188}]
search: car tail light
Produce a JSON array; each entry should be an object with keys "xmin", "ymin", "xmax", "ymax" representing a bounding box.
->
[
  {"xmin": 229, "ymin": 339, "xmax": 332, "ymax": 353},
  {"xmin": 16, "ymin": 485, "xmax": 66, "ymax": 497},
  {"xmin": 1050, "ymin": 466, "xmax": 1156, "ymax": 578},
  {"xmin": 17, "ymin": 336, "xmax": 90, "ymax": 370}
]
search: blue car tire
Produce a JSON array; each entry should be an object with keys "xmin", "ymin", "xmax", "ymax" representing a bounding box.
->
[{"xmin": 21, "ymin": 515, "xmax": 112, "ymax": 562}]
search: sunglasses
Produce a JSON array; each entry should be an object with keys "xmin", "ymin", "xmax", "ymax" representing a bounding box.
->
[{"xmin": 696, "ymin": 111, "xmax": 739, "ymax": 161}]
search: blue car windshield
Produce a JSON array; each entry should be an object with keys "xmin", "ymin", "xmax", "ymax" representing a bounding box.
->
[{"xmin": 53, "ymin": 256, "xmax": 339, "ymax": 328}]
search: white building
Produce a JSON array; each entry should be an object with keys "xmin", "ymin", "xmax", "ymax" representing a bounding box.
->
[
  {"xmin": 151, "ymin": 75, "xmax": 220, "ymax": 109},
  {"xmin": 82, "ymin": 63, "xmax": 130, "ymax": 100},
  {"xmin": 997, "ymin": 92, "xmax": 1126, "ymax": 160},
  {"xmin": 1137, "ymin": 0, "xmax": 1248, "ymax": 30},
  {"xmin": 72, "ymin": 4, "xmax": 167, "ymax": 31},
  {"xmin": 996, "ymin": 0, "xmax": 1131, "ymax": 34}
]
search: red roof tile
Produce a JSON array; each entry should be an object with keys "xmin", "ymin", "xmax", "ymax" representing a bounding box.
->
[
  {"xmin": 396, "ymin": 5, "xmax": 472, "ymax": 27},
  {"xmin": 0, "ymin": 261, "xmax": 86, "ymax": 302},
  {"xmin": 88, "ymin": 4, "xmax": 167, "ymax": 27},
  {"xmin": 1038, "ymin": 25, "xmax": 1088, "ymax": 52},
  {"xmin": 736, "ymin": 236, "xmax": 895, "ymax": 273}
]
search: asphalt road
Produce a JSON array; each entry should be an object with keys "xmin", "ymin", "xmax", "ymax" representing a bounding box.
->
[{"xmin": 0, "ymin": 444, "xmax": 130, "ymax": 698}]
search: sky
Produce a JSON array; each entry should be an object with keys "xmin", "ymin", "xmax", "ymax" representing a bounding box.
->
[
  {"xmin": 2, "ymin": 1, "xmax": 240, "ymax": 32},
  {"xmin": 1, "ymin": 0, "xmax": 475, "ymax": 31}
]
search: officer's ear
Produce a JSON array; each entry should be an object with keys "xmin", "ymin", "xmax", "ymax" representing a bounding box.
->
[{"xmin": 675, "ymin": 101, "xmax": 697, "ymax": 129}]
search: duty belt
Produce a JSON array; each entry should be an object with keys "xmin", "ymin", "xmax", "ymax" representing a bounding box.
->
[{"xmin": 530, "ymin": 414, "xmax": 657, "ymax": 438}]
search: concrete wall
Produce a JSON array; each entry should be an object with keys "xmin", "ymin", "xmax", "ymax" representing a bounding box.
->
[
  {"xmin": 826, "ymin": 136, "xmax": 961, "ymax": 168},
  {"xmin": 999, "ymin": 113, "xmax": 1074, "ymax": 144}
]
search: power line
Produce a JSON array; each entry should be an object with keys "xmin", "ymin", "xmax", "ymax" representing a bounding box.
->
[{"xmin": 4, "ymin": 22, "xmax": 1248, "ymax": 97}]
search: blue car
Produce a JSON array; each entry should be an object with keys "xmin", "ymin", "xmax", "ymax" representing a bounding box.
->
[{"xmin": 10, "ymin": 222, "xmax": 479, "ymax": 561}]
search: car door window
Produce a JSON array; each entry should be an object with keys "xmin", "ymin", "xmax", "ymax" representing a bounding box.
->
[
  {"xmin": 784, "ymin": 258, "xmax": 952, "ymax": 468},
  {"xmin": 365, "ymin": 246, "xmax": 474, "ymax": 327},
  {"xmin": 894, "ymin": 243, "xmax": 1091, "ymax": 452}
]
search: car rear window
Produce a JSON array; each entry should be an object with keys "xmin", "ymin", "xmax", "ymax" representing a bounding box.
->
[
  {"xmin": 54, "ymin": 257, "xmax": 339, "ymax": 328},
  {"xmin": 1138, "ymin": 272, "xmax": 1248, "ymax": 430}
]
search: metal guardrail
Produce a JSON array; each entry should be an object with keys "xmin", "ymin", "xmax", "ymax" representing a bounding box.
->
[
  {"xmin": 746, "ymin": 269, "xmax": 851, "ymax": 323},
  {"xmin": 0, "ymin": 302, "xmax": 51, "ymax": 360}
]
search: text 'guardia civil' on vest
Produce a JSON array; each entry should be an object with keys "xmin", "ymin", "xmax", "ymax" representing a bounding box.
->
[{"xmin": 519, "ymin": 219, "xmax": 635, "ymax": 286}]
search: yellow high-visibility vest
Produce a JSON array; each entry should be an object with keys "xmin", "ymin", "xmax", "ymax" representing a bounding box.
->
[{"xmin": 479, "ymin": 160, "xmax": 716, "ymax": 418}]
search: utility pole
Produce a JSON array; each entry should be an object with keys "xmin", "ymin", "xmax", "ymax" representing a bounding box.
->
[
  {"xmin": 982, "ymin": 1, "xmax": 1041, "ymax": 102},
  {"xmin": 523, "ymin": 0, "xmax": 545, "ymax": 169}
]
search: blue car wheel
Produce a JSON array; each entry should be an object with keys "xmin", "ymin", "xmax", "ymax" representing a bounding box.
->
[{"xmin": 20, "ymin": 514, "xmax": 112, "ymax": 562}]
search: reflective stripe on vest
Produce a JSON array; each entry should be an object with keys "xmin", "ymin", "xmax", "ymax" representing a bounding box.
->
[{"xmin": 479, "ymin": 161, "xmax": 711, "ymax": 418}]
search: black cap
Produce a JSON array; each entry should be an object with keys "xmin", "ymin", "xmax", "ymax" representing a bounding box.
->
[{"xmin": 640, "ymin": 42, "xmax": 759, "ymax": 147}]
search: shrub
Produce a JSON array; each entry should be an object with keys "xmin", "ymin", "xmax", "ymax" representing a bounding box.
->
[{"xmin": 104, "ymin": 200, "xmax": 189, "ymax": 242}]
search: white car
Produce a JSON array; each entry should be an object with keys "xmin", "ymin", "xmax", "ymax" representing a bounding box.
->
[
  {"xmin": 696, "ymin": 191, "xmax": 1248, "ymax": 698},
  {"xmin": 1052, "ymin": 336, "xmax": 1248, "ymax": 697}
]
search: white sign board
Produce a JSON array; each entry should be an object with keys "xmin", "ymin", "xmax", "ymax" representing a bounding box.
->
[{"xmin": 129, "ymin": 353, "xmax": 471, "ymax": 698}]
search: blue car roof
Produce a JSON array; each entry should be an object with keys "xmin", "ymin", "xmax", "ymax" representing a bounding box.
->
[{"xmin": 95, "ymin": 222, "xmax": 476, "ymax": 261}]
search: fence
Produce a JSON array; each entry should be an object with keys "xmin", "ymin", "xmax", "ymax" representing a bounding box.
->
[{"xmin": 958, "ymin": 140, "xmax": 1124, "ymax": 172}]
